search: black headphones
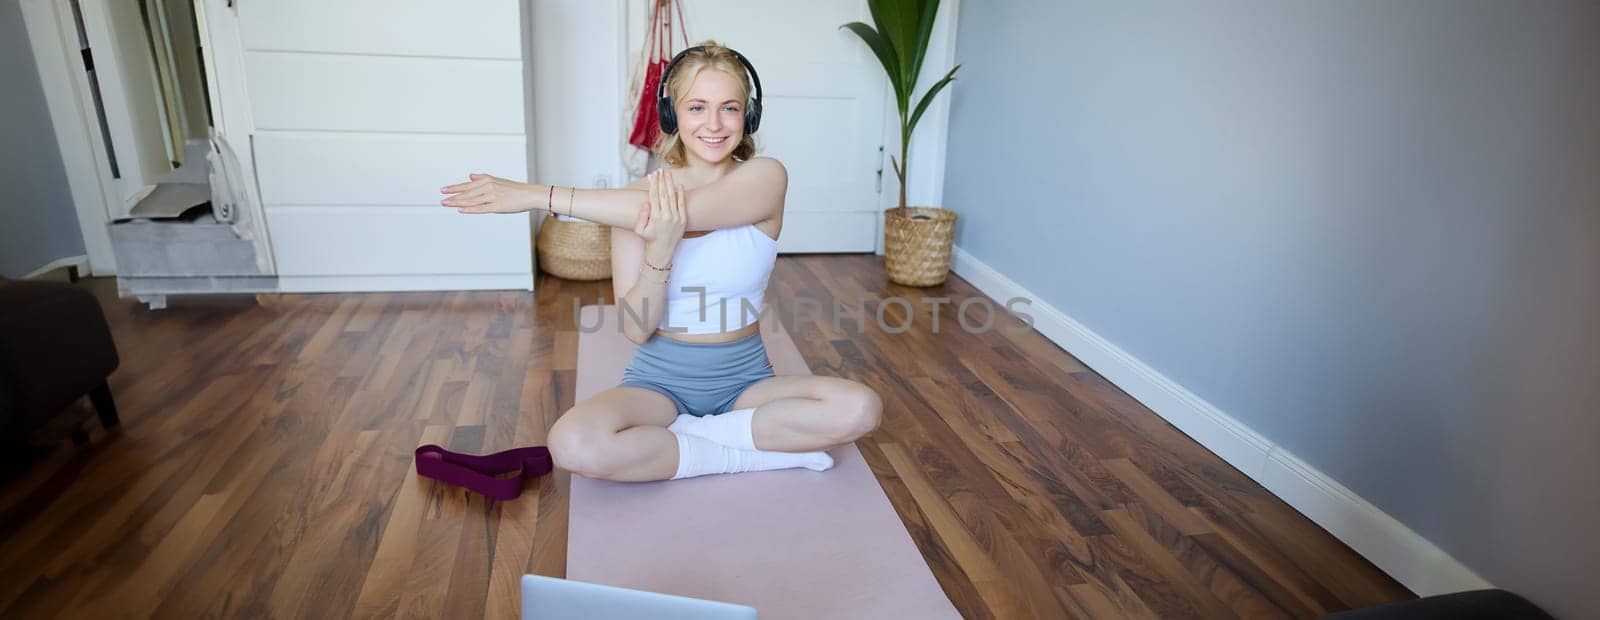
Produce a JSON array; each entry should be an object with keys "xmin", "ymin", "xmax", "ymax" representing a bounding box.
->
[{"xmin": 656, "ymin": 45, "xmax": 764, "ymax": 136}]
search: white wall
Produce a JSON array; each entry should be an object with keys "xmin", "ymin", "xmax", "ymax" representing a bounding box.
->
[
  {"xmin": 530, "ymin": 0, "xmax": 957, "ymax": 219},
  {"xmin": 943, "ymin": 1, "xmax": 1599, "ymax": 615},
  {"xmin": 530, "ymin": 1, "xmax": 627, "ymax": 191},
  {"xmin": 3, "ymin": 0, "xmax": 87, "ymax": 278}
]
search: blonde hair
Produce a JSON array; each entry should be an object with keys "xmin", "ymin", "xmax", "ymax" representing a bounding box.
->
[{"xmin": 653, "ymin": 40, "xmax": 759, "ymax": 167}]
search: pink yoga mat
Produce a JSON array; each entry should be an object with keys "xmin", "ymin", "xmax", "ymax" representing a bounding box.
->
[{"xmin": 570, "ymin": 305, "xmax": 959, "ymax": 619}]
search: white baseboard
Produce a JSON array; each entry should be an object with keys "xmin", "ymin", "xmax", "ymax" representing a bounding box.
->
[
  {"xmin": 947, "ymin": 245, "xmax": 1492, "ymax": 597},
  {"xmin": 22, "ymin": 255, "xmax": 90, "ymax": 280},
  {"xmin": 276, "ymin": 273, "xmax": 535, "ymax": 293}
]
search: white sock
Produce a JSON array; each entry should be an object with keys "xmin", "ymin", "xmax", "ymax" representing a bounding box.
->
[
  {"xmin": 668, "ymin": 407, "xmax": 758, "ymax": 451},
  {"xmin": 670, "ymin": 430, "xmax": 833, "ymax": 480}
]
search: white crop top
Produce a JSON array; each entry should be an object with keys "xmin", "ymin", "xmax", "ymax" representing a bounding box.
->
[{"xmin": 656, "ymin": 223, "xmax": 779, "ymax": 335}]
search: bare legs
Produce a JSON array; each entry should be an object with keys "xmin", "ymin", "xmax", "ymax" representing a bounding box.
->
[
  {"xmin": 547, "ymin": 376, "xmax": 884, "ymax": 483},
  {"xmin": 547, "ymin": 386, "xmax": 680, "ymax": 482},
  {"xmin": 729, "ymin": 375, "xmax": 884, "ymax": 453}
]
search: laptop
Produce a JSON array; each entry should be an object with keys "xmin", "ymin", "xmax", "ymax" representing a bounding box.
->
[{"xmin": 521, "ymin": 574, "xmax": 759, "ymax": 619}]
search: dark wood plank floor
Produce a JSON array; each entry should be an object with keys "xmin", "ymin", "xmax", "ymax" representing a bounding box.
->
[{"xmin": 0, "ymin": 254, "xmax": 1412, "ymax": 618}]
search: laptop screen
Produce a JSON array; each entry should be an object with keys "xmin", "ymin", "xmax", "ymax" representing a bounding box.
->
[{"xmin": 520, "ymin": 574, "xmax": 759, "ymax": 620}]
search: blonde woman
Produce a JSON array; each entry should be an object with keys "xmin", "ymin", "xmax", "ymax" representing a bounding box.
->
[{"xmin": 441, "ymin": 42, "xmax": 882, "ymax": 482}]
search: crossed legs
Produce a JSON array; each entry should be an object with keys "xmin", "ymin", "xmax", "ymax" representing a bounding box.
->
[
  {"xmin": 548, "ymin": 386, "xmax": 680, "ymax": 482},
  {"xmin": 547, "ymin": 376, "xmax": 883, "ymax": 482},
  {"xmin": 727, "ymin": 375, "xmax": 883, "ymax": 452}
]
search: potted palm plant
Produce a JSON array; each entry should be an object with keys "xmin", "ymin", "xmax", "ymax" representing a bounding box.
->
[{"xmin": 843, "ymin": 0, "xmax": 961, "ymax": 286}]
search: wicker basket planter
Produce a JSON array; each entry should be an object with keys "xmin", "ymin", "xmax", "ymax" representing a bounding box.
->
[
  {"xmin": 536, "ymin": 213, "xmax": 612, "ymax": 281},
  {"xmin": 883, "ymin": 206, "xmax": 957, "ymax": 287}
]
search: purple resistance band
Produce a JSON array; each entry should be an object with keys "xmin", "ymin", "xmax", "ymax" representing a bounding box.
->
[{"xmin": 414, "ymin": 444, "xmax": 554, "ymax": 501}]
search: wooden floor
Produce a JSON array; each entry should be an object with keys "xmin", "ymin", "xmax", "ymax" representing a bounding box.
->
[{"xmin": 0, "ymin": 254, "xmax": 1412, "ymax": 618}]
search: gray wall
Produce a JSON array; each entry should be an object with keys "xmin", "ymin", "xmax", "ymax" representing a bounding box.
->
[
  {"xmin": 943, "ymin": 1, "xmax": 1598, "ymax": 616},
  {"xmin": 2, "ymin": 1, "xmax": 86, "ymax": 278}
]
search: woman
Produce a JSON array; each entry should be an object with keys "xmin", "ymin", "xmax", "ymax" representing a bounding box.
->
[{"xmin": 440, "ymin": 42, "xmax": 882, "ymax": 482}]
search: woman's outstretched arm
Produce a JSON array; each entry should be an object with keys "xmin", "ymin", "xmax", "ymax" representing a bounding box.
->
[{"xmin": 440, "ymin": 157, "xmax": 786, "ymax": 231}]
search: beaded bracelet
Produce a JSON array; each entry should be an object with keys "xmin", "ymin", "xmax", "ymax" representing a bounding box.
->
[{"xmin": 642, "ymin": 259, "xmax": 671, "ymax": 284}]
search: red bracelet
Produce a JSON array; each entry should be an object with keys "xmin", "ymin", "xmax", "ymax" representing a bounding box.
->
[{"xmin": 546, "ymin": 184, "xmax": 555, "ymax": 213}]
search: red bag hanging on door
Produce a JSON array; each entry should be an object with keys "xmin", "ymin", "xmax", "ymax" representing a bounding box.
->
[{"xmin": 628, "ymin": 0, "xmax": 689, "ymax": 150}]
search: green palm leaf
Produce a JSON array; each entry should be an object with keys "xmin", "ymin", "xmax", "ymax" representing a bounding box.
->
[
  {"xmin": 867, "ymin": 0, "xmax": 922, "ymax": 92},
  {"xmin": 907, "ymin": 0, "xmax": 941, "ymax": 93},
  {"xmin": 908, "ymin": 64, "xmax": 959, "ymax": 136}
]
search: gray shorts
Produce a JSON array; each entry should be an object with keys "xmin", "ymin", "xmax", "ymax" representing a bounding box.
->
[{"xmin": 617, "ymin": 330, "xmax": 776, "ymax": 417}]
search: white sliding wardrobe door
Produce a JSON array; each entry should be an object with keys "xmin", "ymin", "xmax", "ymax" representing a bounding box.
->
[{"xmin": 238, "ymin": 0, "xmax": 532, "ymax": 292}]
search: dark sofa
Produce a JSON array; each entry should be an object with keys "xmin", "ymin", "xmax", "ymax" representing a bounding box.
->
[{"xmin": 0, "ymin": 276, "xmax": 121, "ymax": 473}]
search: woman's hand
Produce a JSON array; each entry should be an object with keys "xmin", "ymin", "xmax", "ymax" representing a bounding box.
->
[
  {"xmin": 635, "ymin": 170, "xmax": 686, "ymax": 256},
  {"xmin": 440, "ymin": 173, "xmax": 538, "ymax": 214}
]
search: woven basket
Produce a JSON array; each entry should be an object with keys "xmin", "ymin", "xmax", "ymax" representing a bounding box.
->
[
  {"xmin": 883, "ymin": 206, "xmax": 957, "ymax": 287},
  {"xmin": 536, "ymin": 213, "xmax": 612, "ymax": 281}
]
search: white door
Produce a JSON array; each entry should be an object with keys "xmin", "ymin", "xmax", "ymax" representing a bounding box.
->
[
  {"xmin": 77, "ymin": 0, "xmax": 177, "ymax": 216},
  {"xmin": 233, "ymin": 0, "xmax": 533, "ymax": 292},
  {"xmin": 625, "ymin": 0, "xmax": 888, "ymax": 253}
]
